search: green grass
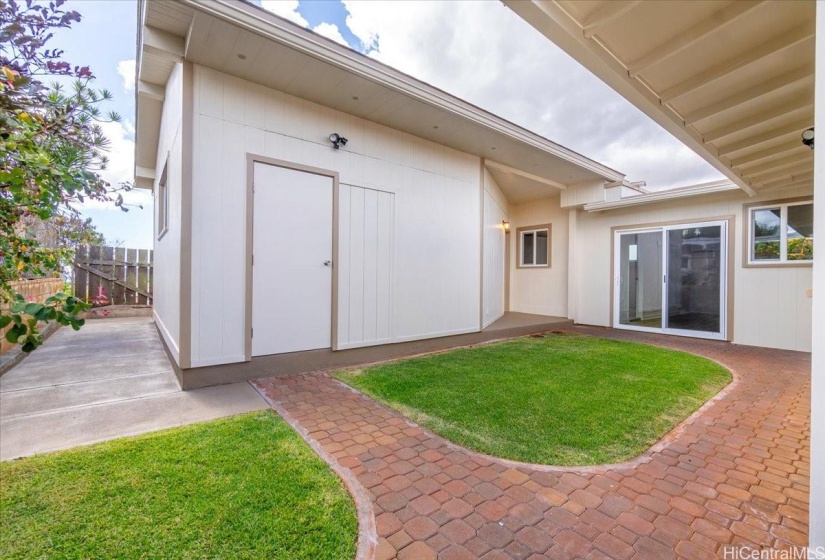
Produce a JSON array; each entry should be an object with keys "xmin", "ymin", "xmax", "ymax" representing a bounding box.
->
[
  {"xmin": 0, "ymin": 411, "xmax": 357, "ymax": 560},
  {"xmin": 337, "ymin": 333, "xmax": 730, "ymax": 466}
]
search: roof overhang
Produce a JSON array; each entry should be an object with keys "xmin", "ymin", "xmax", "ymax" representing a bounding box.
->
[
  {"xmin": 583, "ymin": 180, "xmax": 739, "ymax": 212},
  {"xmin": 485, "ymin": 159, "xmax": 569, "ymax": 204},
  {"xmin": 135, "ymin": 0, "xmax": 625, "ymax": 191},
  {"xmin": 504, "ymin": 0, "xmax": 815, "ymax": 198}
]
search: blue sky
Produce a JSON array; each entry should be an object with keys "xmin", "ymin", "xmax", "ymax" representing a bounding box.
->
[
  {"xmin": 57, "ymin": 0, "xmax": 721, "ymax": 249},
  {"xmin": 56, "ymin": 1, "xmax": 144, "ymax": 248}
]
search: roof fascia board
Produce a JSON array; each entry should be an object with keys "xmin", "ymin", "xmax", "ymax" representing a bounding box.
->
[
  {"xmin": 143, "ymin": 25, "xmax": 186, "ymax": 64},
  {"xmin": 583, "ymin": 181, "xmax": 739, "ymax": 212},
  {"xmin": 502, "ymin": 0, "xmax": 758, "ymax": 196},
  {"xmin": 178, "ymin": 0, "xmax": 624, "ymax": 182},
  {"xmin": 138, "ymin": 80, "xmax": 165, "ymax": 102}
]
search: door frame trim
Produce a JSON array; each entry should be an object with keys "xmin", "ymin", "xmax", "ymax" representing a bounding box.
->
[
  {"xmin": 246, "ymin": 154, "xmax": 340, "ymax": 361},
  {"xmin": 609, "ymin": 215, "xmax": 735, "ymax": 341}
]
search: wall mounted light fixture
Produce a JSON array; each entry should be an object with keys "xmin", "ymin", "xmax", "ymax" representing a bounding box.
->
[
  {"xmin": 329, "ymin": 133, "xmax": 348, "ymax": 149},
  {"xmin": 802, "ymin": 127, "xmax": 814, "ymax": 149},
  {"xmin": 502, "ymin": 220, "xmax": 510, "ymax": 233}
]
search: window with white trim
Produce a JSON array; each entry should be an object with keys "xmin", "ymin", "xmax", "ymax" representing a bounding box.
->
[
  {"xmin": 156, "ymin": 158, "xmax": 169, "ymax": 240},
  {"xmin": 519, "ymin": 226, "xmax": 550, "ymax": 267},
  {"xmin": 749, "ymin": 200, "xmax": 813, "ymax": 263}
]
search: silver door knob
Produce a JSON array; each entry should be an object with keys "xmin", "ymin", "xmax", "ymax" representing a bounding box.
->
[{"xmin": 323, "ymin": 260, "xmax": 332, "ymax": 267}]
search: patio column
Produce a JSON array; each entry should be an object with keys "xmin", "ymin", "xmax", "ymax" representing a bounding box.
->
[{"xmin": 811, "ymin": 1, "xmax": 825, "ymax": 550}]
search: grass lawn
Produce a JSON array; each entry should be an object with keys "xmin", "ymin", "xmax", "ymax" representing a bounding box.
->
[
  {"xmin": 0, "ymin": 411, "xmax": 357, "ymax": 560},
  {"xmin": 337, "ymin": 333, "xmax": 730, "ymax": 466}
]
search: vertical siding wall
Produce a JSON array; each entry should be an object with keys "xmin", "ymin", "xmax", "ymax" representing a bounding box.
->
[
  {"xmin": 482, "ymin": 169, "xmax": 509, "ymax": 327},
  {"xmin": 337, "ymin": 185, "xmax": 395, "ymax": 348},
  {"xmin": 573, "ymin": 187, "xmax": 813, "ymax": 352},
  {"xmin": 189, "ymin": 66, "xmax": 481, "ymax": 367},
  {"xmin": 152, "ymin": 62, "xmax": 183, "ymax": 362},
  {"xmin": 508, "ymin": 197, "xmax": 570, "ymax": 317}
]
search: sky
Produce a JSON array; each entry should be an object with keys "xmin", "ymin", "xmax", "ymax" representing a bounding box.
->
[{"xmin": 57, "ymin": 0, "xmax": 723, "ymax": 249}]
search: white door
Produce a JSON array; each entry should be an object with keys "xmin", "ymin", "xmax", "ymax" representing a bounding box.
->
[{"xmin": 252, "ymin": 162, "xmax": 333, "ymax": 356}]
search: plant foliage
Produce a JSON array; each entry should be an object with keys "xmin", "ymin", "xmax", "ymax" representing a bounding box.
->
[{"xmin": 1, "ymin": 0, "xmax": 130, "ymax": 351}]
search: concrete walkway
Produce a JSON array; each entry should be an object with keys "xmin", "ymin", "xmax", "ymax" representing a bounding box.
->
[
  {"xmin": 254, "ymin": 327, "xmax": 810, "ymax": 560},
  {"xmin": 0, "ymin": 317, "xmax": 267, "ymax": 461}
]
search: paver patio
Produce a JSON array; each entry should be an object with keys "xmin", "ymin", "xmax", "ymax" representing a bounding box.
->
[{"xmin": 253, "ymin": 326, "xmax": 810, "ymax": 560}]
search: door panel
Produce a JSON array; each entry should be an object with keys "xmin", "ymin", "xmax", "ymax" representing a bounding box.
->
[
  {"xmin": 618, "ymin": 232, "xmax": 662, "ymax": 328},
  {"xmin": 252, "ymin": 163, "xmax": 333, "ymax": 356},
  {"xmin": 666, "ymin": 226, "xmax": 722, "ymax": 334}
]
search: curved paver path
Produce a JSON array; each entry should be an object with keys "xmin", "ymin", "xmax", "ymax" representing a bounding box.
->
[{"xmin": 253, "ymin": 327, "xmax": 810, "ymax": 560}]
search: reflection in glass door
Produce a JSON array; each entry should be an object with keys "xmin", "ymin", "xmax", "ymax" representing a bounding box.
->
[
  {"xmin": 614, "ymin": 222, "xmax": 727, "ymax": 340},
  {"xmin": 666, "ymin": 226, "xmax": 722, "ymax": 334},
  {"xmin": 618, "ymin": 232, "xmax": 662, "ymax": 329}
]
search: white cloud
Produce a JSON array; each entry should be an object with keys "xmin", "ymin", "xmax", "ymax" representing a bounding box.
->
[
  {"xmin": 260, "ymin": 0, "xmax": 308, "ymax": 27},
  {"xmin": 313, "ymin": 22, "xmax": 348, "ymax": 47},
  {"xmin": 117, "ymin": 59, "xmax": 135, "ymax": 93},
  {"xmin": 341, "ymin": 1, "xmax": 723, "ymax": 189},
  {"xmin": 74, "ymin": 119, "xmax": 151, "ymax": 212},
  {"xmin": 98, "ymin": 120, "xmax": 135, "ymax": 188}
]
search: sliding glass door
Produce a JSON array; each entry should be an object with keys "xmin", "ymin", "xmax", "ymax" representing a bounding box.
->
[{"xmin": 614, "ymin": 221, "xmax": 727, "ymax": 340}]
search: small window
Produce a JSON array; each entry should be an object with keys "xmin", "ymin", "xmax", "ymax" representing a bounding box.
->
[
  {"xmin": 749, "ymin": 200, "xmax": 812, "ymax": 264},
  {"xmin": 156, "ymin": 158, "xmax": 169, "ymax": 240},
  {"xmin": 518, "ymin": 225, "xmax": 551, "ymax": 267}
]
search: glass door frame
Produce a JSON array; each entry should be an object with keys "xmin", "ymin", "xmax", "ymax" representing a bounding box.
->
[{"xmin": 612, "ymin": 220, "xmax": 728, "ymax": 341}]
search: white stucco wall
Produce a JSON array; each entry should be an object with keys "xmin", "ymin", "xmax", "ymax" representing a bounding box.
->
[
  {"xmin": 508, "ymin": 196, "xmax": 570, "ymax": 318},
  {"xmin": 572, "ymin": 187, "xmax": 813, "ymax": 352},
  {"xmin": 188, "ymin": 66, "xmax": 482, "ymax": 367},
  {"xmin": 152, "ymin": 62, "xmax": 183, "ymax": 362}
]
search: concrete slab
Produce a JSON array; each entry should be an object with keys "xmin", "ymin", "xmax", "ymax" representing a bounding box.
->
[{"xmin": 0, "ymin": 317, "xmax": 268, "ymax": 461}]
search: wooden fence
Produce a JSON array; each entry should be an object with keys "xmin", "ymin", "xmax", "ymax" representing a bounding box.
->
[
  {"xmin": 73, "ymin": 246, "xmax": 153, "ymax": 306},
  {"xmin": 1, "ymin": 278, "xmax": 65, "ymax": 354}
]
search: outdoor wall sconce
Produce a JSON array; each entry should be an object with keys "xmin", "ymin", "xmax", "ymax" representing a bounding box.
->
[
  {"xmin": 802, "ymin": 127, "xmax": 814, "ymax": 149},
  {"xmin": 502, "ymin": 220, "xmax": 510, "ymax": 233},
  {"xmin": 329, "ymin": 133, "xmax": 348, "ymax": 149}
]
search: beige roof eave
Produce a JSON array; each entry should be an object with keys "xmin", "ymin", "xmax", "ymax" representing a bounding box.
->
[
  {"xmin": 504, "ymin": 0, "xmax": 816, "ymax": 198},
  {"xmin": 134, "ymin": 0, "xmax": 626, "ymax": 191}
]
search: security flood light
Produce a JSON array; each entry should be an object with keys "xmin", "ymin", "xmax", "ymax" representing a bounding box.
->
[
  {"xmin": 802, "ymin": 127, "xmax": 814, "ymax": 149},
  {"xmin": 329, "ymin": 133, "xmax": 348, "ymax": 149}
]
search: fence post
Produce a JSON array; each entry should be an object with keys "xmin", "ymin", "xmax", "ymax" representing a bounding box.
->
[{"xmin": 72, "ymin": 245, "xmax": 153, "ymax": 306}]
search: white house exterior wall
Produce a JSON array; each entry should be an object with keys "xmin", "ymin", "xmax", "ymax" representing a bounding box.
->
[
  {"xmin": 482, "ymin": 168, "xmax": 509, "ymax": 327},
  {"xmin": 189, "ymin": 66, "xmax": 481, "ymax": 367},
  {"xmin": 152, "ymin": 62, "xmax": 183, "ymax": 363},
  {"xmin": 808, "ymin": 2, "xmax": 824, "ymax": 546},
  {"xmin": 508, "ymin": 197, "xmax": 570, "ymax": 317},
  {"xmin": 573, "ymin": 187, "xmax": 814, "ymax": 352}
]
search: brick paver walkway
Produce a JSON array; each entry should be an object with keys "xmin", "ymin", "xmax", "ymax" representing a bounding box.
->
[{"xmin": 253, "ymin": 327, "xmax": 810, "ymax": 560}]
